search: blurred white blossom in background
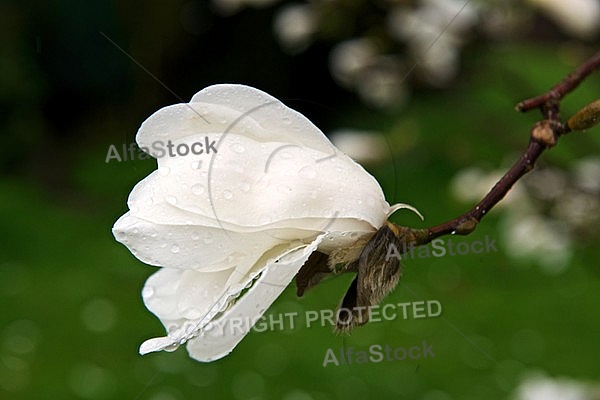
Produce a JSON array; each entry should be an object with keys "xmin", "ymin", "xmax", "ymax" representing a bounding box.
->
[
  {"xmin": 386, "ymin": 0, "xmax": 479, "ymax": 87},
  {"xmin": 273, "ymin": 4, "xmax": 317, "ymax": 53},
  {"xmin": 212, "ymin": 0, "xmax": 280, "ymax": 16},
  {"xmin": 526, "ymin": 0, "xmax": 600, "ymax": 39},
  {"xmin": 512, "ymin": 373, "xmax": 600, "ymax": 400},
  {"xmin": 450, "ymin": 158, "xmax": 600, "ymax": 274},
  {"xmin": 328, "ymin": 38, "xmax": 407, "ymax": 107},
  {"xmin": 212, "ymin": 0, "xmax": 600, "ymax": 106},
  {"xmin": 329, "ymin": 128, "xmax": 389, "ymax": 164}
]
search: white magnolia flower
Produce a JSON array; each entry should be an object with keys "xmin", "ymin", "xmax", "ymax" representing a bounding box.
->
[{"xmin": 112, "ymin": 84, "xmax": 413, "ymax": 362}]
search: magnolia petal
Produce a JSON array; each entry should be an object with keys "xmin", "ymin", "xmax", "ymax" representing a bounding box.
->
[
  {"xmin": 125, "ymin": 168, "xmax": 379, "ymax": 234},
  {"xmin": 133, "ymin": 87, "xmax": 392, "ymax": 229},
  {"xmin": 387, "ymin": 202, "xmax": 424, "ymax": 220},
  {"xmin": 139, "ymin": 235, "xmax": 325, "ymax": 359},
  {"xmin": 141, "ymin": 267, "xmax": 231, "ymax": 324},
  {"xmin": 158, "ymin": 135, "xmax": 389, "ymax": 229},
  {"xmin": 113, "ymin": 209, "xmax": 374, "ymax": 273},
  {"xmin": 190, "ymin": 84, "xmax": 336, "ymax": 154},
  {"xmin": 186, "ymin": 234, "xmax": 326, "ymax": 362},
  {"xmin": 112, "ymin": 212, "xmax": 287, "ymax": 272},
  {"xmin": 139, "ymin": 266, "xmax": 254, "ymax": 355}
]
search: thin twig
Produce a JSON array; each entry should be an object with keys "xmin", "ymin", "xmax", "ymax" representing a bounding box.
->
[
  {"xmin": 394, "ymin": 50, "xmax": 600, "ymax": 247},
  {"xmin": 516, "ymin": 51, "xmax": 600, "ymax": 113}
]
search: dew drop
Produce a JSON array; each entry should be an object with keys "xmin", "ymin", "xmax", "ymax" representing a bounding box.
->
[
  {"xmin": 113, "ymin": 230, "xmax": 124, "ymax": 241},
  {"xmin": 142, "ymin": 286, "xmax": 154, "ymax": 298},
  {"xmin": 223, "ymin": 190, "xmax": 233, "ymax": 200},
  {"xmin": 230, "ymin": 143, "xmax": 245, "ymax": 153},
  {"xmin": 282, "ymin": 117, "xmax": 292, "ymax": 125},
  {"xmin": 191, "ymin": 184, "xmax": 204, "ymax": 195},
  {"xmin": 171, "ymin": 244, "xmax": 180, "ymax": 253},
  {"xmin": 166, "ymin": 195, "xmax": 177, "ymax": 205},
  {"xmin": 191, "ymin": 233, "xmax": 200, "ymax": 241},
  {"xmin": 277, "ymin": 184, "xmax": 292, "ymax": 194},
  {"xmin": 239, "ymin": 181, "xmax": 251, "ymax": 192},
  {"xmin": 203, "ymin": 232, "xmax": 213, "ymax": 244}
]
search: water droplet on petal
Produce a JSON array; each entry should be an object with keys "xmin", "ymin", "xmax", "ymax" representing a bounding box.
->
[
  {"xmin": 230, "ymin": 143, "xmax": 245, "ymax": 153},
  {"xmin": 239, "ymin": 181, "xmax": 251, "ymax": 192},
  {"xmin": 223, "ymin": 190, "xmax": 233, "ymax": 200},
  {"xmin": 191, "ymin": 233, "xmax": 200, "ymax": 241},
  {"xmin": 142, "ymin": 286, "xmax": 154, "ymax": 298},
  {"xmin": 191, "ymin": 184, "xmax": 204, "ymax": 195},
  {"xmin": 114, "ymin": 231, "xmax": 125, "ymax": 241},
  {"xmin": 277, "ymin": 185, "xmax": 292, "ymax": 194},
  {"xmin": 203, "ymin": 233, "xmax": 213, "ymax": 244},
  {"xmin": 171, "ymin": 244, "xmax": 180, "ymax": 253},
  {"xmin": 166, "ymin": 195, "xmax": 177, "ymax": 205}
]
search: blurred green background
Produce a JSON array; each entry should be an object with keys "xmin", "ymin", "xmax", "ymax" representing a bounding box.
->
[{"xmin": 2, "ymin": 0, "xmax": 600, "ymax": 399}]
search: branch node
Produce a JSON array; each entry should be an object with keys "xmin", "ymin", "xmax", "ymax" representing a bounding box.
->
[
  {"xmin": 456, "ymin": 217, "xmax": 478, "ymax": 235},
  {"xmin": 531, "ymin": 120, "xmax": 558, "ymax": 147}
]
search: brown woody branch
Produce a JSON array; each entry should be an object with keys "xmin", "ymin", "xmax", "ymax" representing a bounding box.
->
[
  {"xmin": 393, "ymin": 50, "xmax": 600, "ymax": 248},
  {"xmin": 516, "ymin": 51, "xmax": 600, "ymax": 113}
]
